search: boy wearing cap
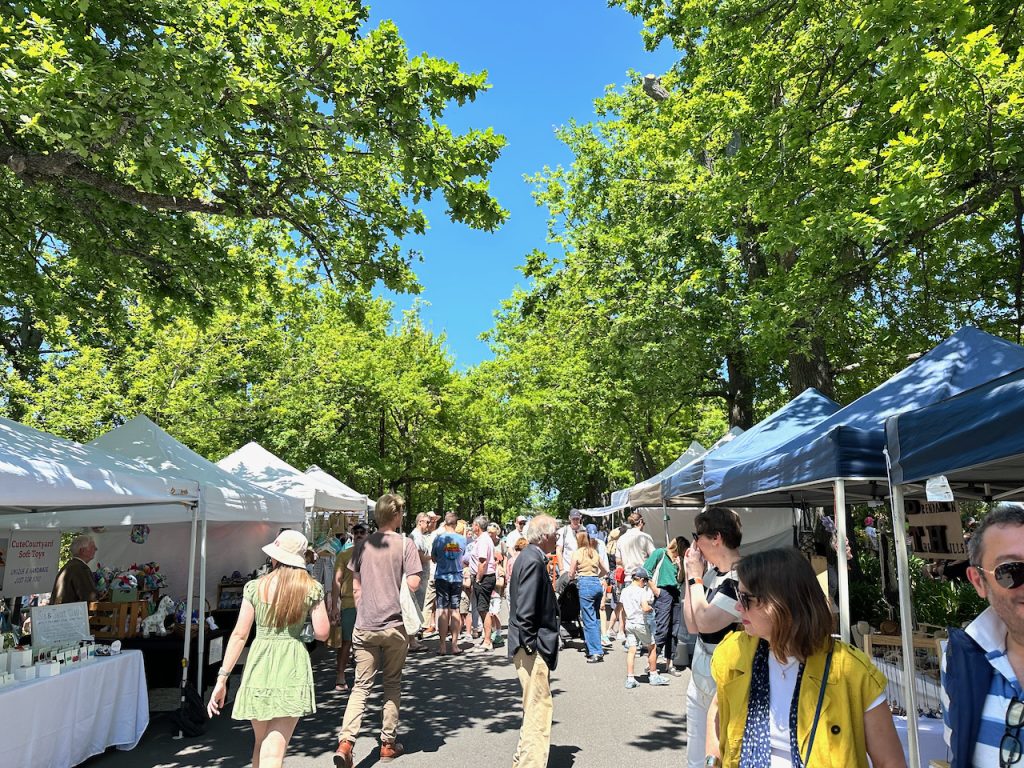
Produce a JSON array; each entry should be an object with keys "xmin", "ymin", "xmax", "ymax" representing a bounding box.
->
[{"xmin": 620, "ymin": 567, "xmax": 669, "ymax": 688}]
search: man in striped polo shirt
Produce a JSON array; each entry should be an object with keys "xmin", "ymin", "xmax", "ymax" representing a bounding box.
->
[{"xmin": 943, "ymin": 504, "xmax": 1024, "ymax": 768}]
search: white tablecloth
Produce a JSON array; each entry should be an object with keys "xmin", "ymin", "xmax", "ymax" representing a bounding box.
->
[
  {"xmin": 894, "ymin": 715, "xmax": 949, "ymax": 768},
  {"xmin": 0, "ymin": 650, "xmax": 149, "ymax": 767}
]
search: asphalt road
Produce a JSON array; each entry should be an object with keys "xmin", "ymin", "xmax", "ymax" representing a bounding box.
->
[{"xmin": 83, "ymin": 633, "xmax": 693, "ymax": 768}]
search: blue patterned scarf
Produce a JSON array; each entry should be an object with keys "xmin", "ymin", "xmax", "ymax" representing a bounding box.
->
[{"xmin": 739, "ymin": 639, "xmax": 806, "ymax": 768}]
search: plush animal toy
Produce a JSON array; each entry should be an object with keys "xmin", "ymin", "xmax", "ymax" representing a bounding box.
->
[{"xmin": 141, "ymin": 596, "xmax": 175, "ymax": 638}]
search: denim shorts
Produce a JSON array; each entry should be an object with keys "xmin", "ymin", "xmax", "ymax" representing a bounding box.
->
[{"xmin": 435, "ymin": 578, "xmax": 462, "ymax": 610}]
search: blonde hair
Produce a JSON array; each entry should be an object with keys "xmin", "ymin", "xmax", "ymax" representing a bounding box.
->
[
  {"xmin": 258, "ymin": 566, "xmax": 317, "ymax": 629},
  {"xmin": 375, "ymin": 493, "xmax": 405, "ymax": 527},
  {"xmin": 574, "ymin": 530, "xmax": 599, "ymax": 567},
  {"xmin": 455, "ymin": 519, "xmax": 467, "ymax": 536}
]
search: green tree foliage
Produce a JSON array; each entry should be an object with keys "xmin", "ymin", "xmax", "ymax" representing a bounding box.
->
[
  {"xmin": 480, "ymin": 0, "xmax": 1024, "ymax": 510},
  {"xmin": 11, "ymin": 271, "xmax": 509, "ymax": 518},
  {"xmin": 0, "ymin": 0, "xmax": 506, "ymax": 379}
]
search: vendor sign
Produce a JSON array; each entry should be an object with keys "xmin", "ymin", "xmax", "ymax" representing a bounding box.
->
[
  {"xmin": 906, "ymin": 501, "xmax": 967, "ymax": 560},
  {"xmin": 0, "ymin": 530, "xmax": 60, "ymax": 597},
  {"xmin": 31, "ymin": 601, "xmax": 91, "ymax": 647}
]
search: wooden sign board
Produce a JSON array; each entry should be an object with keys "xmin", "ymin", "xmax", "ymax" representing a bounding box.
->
[
  {"xmin": 906, "ymin": 500, "xmax": 967, "ymax": 560},
  {"xmin": 31, "ymin": 601, "xmax": 92, "ymax": 647}
]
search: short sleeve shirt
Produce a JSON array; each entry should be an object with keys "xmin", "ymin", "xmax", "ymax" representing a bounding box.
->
[
  {"xmin": 349, "ymin": 531, "xmax": 422, "ymax": 631},
  {"xmin": 620, "ymin": 583, "xmax": 654, "ymax": 627},
  {"xmin": 432, "ymin": 532, "xmax": 468, "ymax": 583},
  {"xmin": 473, "ymin": 533, "xmax": 496, "ymax": 575},
  {"xmin": 700, "ymin": 566, "xmax": 741, "ymax": 644}
]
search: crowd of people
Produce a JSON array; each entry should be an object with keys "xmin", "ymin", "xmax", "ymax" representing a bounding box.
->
[{"xmin": 202, "ymin": 497, "xmax": 1024, "ymax": 768}]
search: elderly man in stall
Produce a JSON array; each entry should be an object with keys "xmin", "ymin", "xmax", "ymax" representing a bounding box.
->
[{"xmin": 50, "ymin": 534, "xmax": 99, "ymax": 604}]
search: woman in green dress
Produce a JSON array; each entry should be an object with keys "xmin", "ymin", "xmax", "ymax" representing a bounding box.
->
[{"xmin": 208, "ymin": 530, "xmax": 330, "ymax": 768}]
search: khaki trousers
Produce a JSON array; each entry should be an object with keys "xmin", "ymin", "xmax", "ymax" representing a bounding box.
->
[
  {"xmin": 423, "ymin": 576, "xmax": 437, "ymax": 629},
  {"xmin": 512, "ymin": 648, "xmax": 553, "ymax": 768},
  {"xmin": 340, "ymin": 627, "xmax": 409, "ymax": 744}
]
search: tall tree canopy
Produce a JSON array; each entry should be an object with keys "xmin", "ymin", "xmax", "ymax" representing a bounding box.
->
[
  {"xmin": 0, "ymin": 0, "xmax": 506, "ymax": 378},
  {"xmin": 481, "ymin": 0, "xmax": 1024, "ymax": 509}
]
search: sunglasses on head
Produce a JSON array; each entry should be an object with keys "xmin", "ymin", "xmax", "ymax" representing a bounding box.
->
[
  {"xmin": 737, "ymin": 590, "xmax": 763, "ymax": 611},
  {"xmin": 977, "ymin": 561, "xmax": 1024, "ymax": 590}
]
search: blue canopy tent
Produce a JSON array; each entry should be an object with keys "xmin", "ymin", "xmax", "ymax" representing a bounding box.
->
[
  {"xmin": 885, "ymin": 366, "xmax": 1024, "ymax": 768},
  {"xmin": 699, "ymin": 387, "xmax": 841, "ymax": 504},
  {"xmin": 704, "ymin": 327, "xmax": 1024, "ymax": 649},
  {"xmin": 658, "ymin": 428, "xmax": 743, "ymax": 506},
  {"xmin": 706, "ymin": 328, "xmax": 1024, "ymax": 509},
  {"xmin": 574, "ymin": 441, "xmax": 706, "ymax": 522}
]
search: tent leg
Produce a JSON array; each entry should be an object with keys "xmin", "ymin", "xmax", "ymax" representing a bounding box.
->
[
  {"xmin": 889, "ymin": 484, "xmax": 921, "ymax": 768},
  {"xmin": 197, "ymin": 498, "xmax": 208, "ymax": 697},
  {"xmin": 176, "ymin": 502, "xmax": 199, "ymax": 740},
  {"xmin": 833, "ymin": 480, "xmax": 851, "ymax": 643},
  {"xmin": 662, "ymin": 502, "xmax": 670, "ymax": 547}
]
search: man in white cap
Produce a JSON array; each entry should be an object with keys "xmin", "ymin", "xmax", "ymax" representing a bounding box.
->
[
  {"xmin": 505, "ymin": 515, "xmax": 529, "ymax": 552},
  {"xmin": 555, "ymin": 510, "xmax": 583, "ymax": 573}
]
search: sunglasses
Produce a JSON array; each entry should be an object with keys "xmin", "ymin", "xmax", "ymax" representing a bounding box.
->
[
  {"xmin": 977, "ymin": 561, "xmax": 1024, "ymax": 590},
  {"xmin": 737, "ymin": 590, "xmax": 763, "ymax": 611},
  {"xmin": 1001, "ymin": 697, "xmax": 1024, "ymax": 767}
]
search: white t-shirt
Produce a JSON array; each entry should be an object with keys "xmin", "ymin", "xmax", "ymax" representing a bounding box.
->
[
  {"xmin": 616, "ymin": 528, "xmax": 655, "ymax": 574},
  {"xmin": 766, "ymin": 654, "xmax": 886, "ymax": 767},
  {"xmin": 504, "ymin": 527, "xmax": 527, "ymax": 551},
  {"xmin": 558, "ymin": 524, "xmax": 582, "ymax": 560},
  {"xmin": 620, "ymin": 583, "xmax": 654, "ymax": 627}
]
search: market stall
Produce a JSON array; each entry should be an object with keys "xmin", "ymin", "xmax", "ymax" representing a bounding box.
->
[
  {"xmin": 886, "ymin": 365, "xmax": 1024, "ymax": 767},
  {"xmin": 704, "ymin": 327, "xmax": 1024, "ymax": 642},
  {"xmin": 89, "ymin": 415, "xmax": 304, "ymax": 694},
  {"xmin": 217, "ymin": 441, "xmax": 366, "ymax": 538},
  {"xmin": 302, "ymin": 464, "xmax": 372, "ymax": 535}
]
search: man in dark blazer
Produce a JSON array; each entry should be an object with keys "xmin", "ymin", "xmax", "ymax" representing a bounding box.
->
[{"xmin": 508, "ymin": 514, "xmax": 559, "ymax": 768}]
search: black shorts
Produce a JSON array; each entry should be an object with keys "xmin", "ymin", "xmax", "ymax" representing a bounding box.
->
[
  {"xmin": 435, "ymin": 578, "xmax": 462, "ymax": 610},
  {"xmin": 473, "ymin": 574, "xmax": 496, "ymax": 615}
]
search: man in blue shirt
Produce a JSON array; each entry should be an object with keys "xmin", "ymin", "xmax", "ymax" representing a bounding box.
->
[
  {"xmin": 943, "ymin": 503, "xmax": 1024, "ymax": 768},
  {"xmin": 431, "ymin": 512, "xmax": 468, "ymax": 655}
]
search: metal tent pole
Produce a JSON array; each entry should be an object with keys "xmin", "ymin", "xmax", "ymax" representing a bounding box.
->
[
  {"xmin": 888, "ymin": 482, "xmax": 921, "ymax": 768},
  {"xmin": 833, "ymin": 479, "xmax": 851, "ymax": 643},
  {"xmin": 662, "ymin": 501, "xmax": 670, "ymax": 547},
  {"xmin": 176, "ymin": 500, "xmax": 199, "ymax": 740},
  {"xmin": 196, "ymin": 496, "xmax": 209, "ymax": 696}
]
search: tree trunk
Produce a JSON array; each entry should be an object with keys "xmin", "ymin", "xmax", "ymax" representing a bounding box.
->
[
  {"xmin": 725, "ymin": 348, "xmax": 755, "ymax": 429},
  {"xmin": 787, "ymin": 324, "xmax": 834, "ymax": 398},
  {"xmin": 1011, "ymin": 186, "xmax": 1024, "ymax": 344}
]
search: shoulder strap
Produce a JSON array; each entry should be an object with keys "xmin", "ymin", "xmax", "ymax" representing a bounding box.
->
[{"xmin": 802, "ymin": 646, "xmax": 834, "ymax": 767}]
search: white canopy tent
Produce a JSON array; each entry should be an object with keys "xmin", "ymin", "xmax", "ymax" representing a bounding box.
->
[
  {"xmin": 90, "ymin": 415, "xmax": 304, "ymax": 695},
  {"xmin": 218, "ymin": 443, "xmax": 367, "ymax": 535},
  {"xmin": 304, "ymin": 465, "xmax": 372, "ymax": 518},
  {"xmin": 0, "ymin": 415, "xmax": 199, "ymax": 523}
]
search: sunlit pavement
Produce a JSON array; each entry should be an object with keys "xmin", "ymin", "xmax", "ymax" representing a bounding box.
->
[{"xmin": 83, "ymin": 634, "xmax": 691, "ymax": 768}]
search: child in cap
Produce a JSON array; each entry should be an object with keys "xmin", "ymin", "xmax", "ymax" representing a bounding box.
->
[{"xmin": 619, "ymin": 566, "xmax": 669, "ymax": 688}]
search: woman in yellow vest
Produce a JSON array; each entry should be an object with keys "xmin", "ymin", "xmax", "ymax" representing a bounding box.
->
[{"xmin": 706, "ymin": 548, "xmax": 906, "ymax": 768}]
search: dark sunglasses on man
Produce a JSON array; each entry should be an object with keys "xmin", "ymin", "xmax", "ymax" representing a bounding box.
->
[{"xmin": 976, "ymin": 561, "xmax": 1024, "ymax": 590}]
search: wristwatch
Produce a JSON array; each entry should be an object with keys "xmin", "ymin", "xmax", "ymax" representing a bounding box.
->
[
  {"xmin": 688, "ymin": 577, "xmax": 703, "ymax": 587},
  {"xmin": 705, "ymin": 757, "xmax": 721, "ymax": 768}
]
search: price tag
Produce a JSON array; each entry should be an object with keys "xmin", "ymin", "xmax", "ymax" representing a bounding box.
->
[{"xmin": 925, "ymin": 476, "xmax": 954, "ymax": 502}]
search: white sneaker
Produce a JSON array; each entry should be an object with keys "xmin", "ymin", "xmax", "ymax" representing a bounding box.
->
[{"xmin": 615, "ymin": 632, "xmax": 626, "ymax": 641}]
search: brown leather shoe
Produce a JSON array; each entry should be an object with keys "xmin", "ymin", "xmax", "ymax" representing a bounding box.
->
[
  {"xmin": 333, "ymin": 739, "xmax": 354, "ymax": 768},
  {"xmin": 380, "ymin": 741, "xmax": 405, "ymax": 762}
]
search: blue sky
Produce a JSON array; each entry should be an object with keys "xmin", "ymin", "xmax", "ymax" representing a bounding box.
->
[{"xmin": 367, "ymin": 1, "xmax": 677, "ymax": 368}]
